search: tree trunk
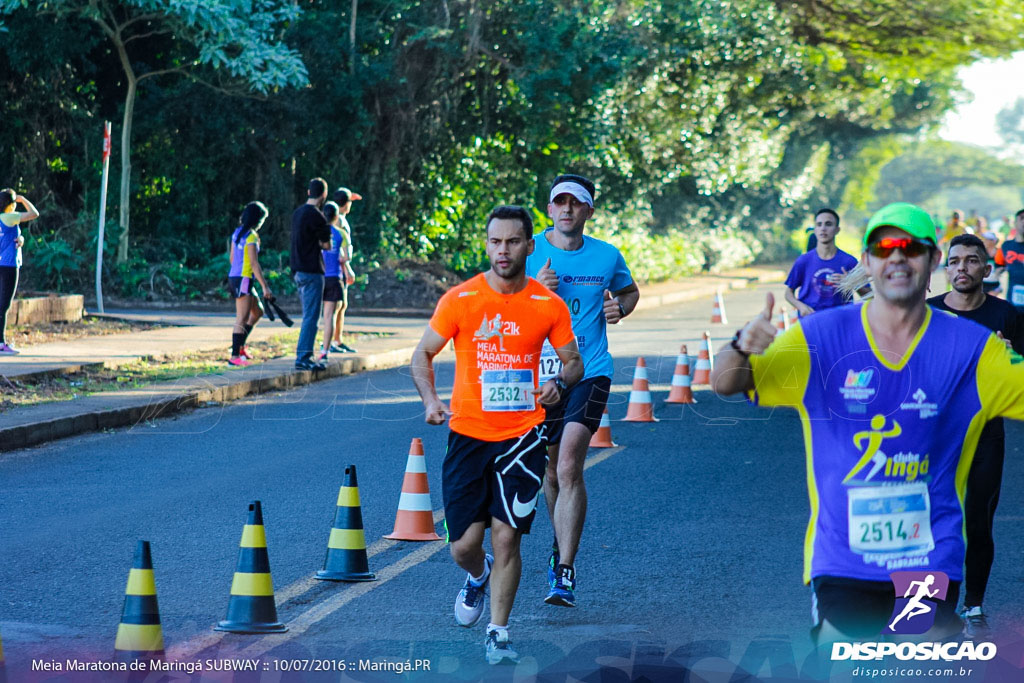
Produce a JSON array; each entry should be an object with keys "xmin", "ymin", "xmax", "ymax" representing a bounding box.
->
[
  {"xmin": 117, "ymin": 74, "xmax": 136, "ymax": 264},
  {"xmin": 349, "ymin": 0, "xmax": 358, "ymax": 75}
]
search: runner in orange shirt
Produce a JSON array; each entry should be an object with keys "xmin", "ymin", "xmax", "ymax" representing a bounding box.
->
[{"xmin": 412, "ymin": 204, "xmax": 583, "ymax": 665}]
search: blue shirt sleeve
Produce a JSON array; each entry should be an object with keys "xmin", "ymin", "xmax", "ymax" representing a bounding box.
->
[
  {"xmin": 785, "ymin": 255, "xmax": 805, "ymax": 292},
  {"xmin": 608, "ymin": 248, "xmax": 633, "ymax": 292}
]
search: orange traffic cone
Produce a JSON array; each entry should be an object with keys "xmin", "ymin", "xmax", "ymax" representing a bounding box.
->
[
  {"xmin": 623, "ymin": 357, "xmax": 658, "ymax": 422},
  {"xmin": 114, "ymin": 541, "xmax": 165, "ymax": 663},
  {"xmin": 666, "ymin": 345, "xmax": 695, "ymax": 404},
  {"xmin": 710, "ymin": 290, "xmax": 728, "ymax": 324},
  {"xmin": 384, "ymin": 438, "xmax": 442, "ymax": 541},
  {"xmin": 589, "ymin": 407, "xmax": 617, "ymax": 447},
  {"xmin": 775, "ymin": 305, "xmax": 788, "ymax": 331},
  {"xmin": 693, "ymin": 332, "xmax": 713, "ymax": 385}
]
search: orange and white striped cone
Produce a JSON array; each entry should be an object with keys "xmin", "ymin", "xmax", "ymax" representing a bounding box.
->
[
  {"xmin": 693, "ymin": 332, "xmax": 713, "ymax": 385},
  {"xmin": 623, "ymin": 357, "xmax": 658, "ymax": 422},
  {"xmin": 775, "ymin": 305, "xmax": 788, "ymax": 331},
  {"xmin": 666, "ymin": 344, "xmax": 695, "ymax": 404},
  {"xmin": 787, "ymin": 308, "xmax": 798, "ymax": 329},
  {"xmin": 384, "ymin": 438, "xmax": 442, "ymax": 541},
  {"xmin": 710, "ymin": 290, "xmax": 728, "ymax": 324},
  {"xmin": 588, "ymin": 407, "xmax": 617, "ymax": 447}
]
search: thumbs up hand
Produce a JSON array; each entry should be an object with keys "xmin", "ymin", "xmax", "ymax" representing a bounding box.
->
[
  {"xmin": 603, "ymin": 289, "xmax": 625, "ymax": 324},
  {"xmin": 734, "ymin": 292, "xmax": 780, "ymax": 356},
  {"xmin": 536, "ymin": 257, "xmax": 559, "ymax": 290}
]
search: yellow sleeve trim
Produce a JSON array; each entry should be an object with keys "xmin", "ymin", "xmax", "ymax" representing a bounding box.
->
[
  {"xmin": 976, "ymin": 334, "xmax": 1024, "ymax": 422},
  {"xmin": 749, "ymin": 324, "xmax": 811, "ymax": 407}
]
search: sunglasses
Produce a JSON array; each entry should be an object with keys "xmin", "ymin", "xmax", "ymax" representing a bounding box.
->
[{"xmin": 867, "ymin": 237, "xmax": 933, "ymax": 259}]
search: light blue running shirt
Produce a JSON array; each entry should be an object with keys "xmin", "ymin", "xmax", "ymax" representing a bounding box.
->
[{"xmin": 526, "ymin": 229, "xmax": 633, "ymax": 381}]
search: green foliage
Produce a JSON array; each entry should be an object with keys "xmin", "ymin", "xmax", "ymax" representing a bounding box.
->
[
  {"xmin": 864, "ymin": 141, "xmax": 1024, "ymax": 213},
  {"xmin": 4, "ymin": 0, "xmax": 1024, "ymax": 297},
  {"xmin": 24, "ymin": 234, "xmax": 84, "ymax": 290},
  {"xmin": 996, "ymin": 97, "xmax": 1024, "ymax": 148}
]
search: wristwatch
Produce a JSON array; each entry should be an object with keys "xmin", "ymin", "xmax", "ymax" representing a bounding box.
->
[
  {"xmin": 617, "ymin": 301, "xmax": 627, "ymax": 318},
  {"xmin": 553, "ymin": 376, "xmax": 568, "ymax": 394}
]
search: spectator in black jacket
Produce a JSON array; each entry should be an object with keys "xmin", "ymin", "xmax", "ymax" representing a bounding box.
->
[{"xmin": 290, "ymin": 177, "xmax": 331, "ymax": 370}]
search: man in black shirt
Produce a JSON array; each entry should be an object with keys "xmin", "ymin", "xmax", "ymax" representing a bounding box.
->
[
  {"xmin": 291, "ymin": 178, "xmax": 331, "ymax": 370},
  {"xmin": 927, "ymin": 233, "xmax": 1023, "ymax": 639}
]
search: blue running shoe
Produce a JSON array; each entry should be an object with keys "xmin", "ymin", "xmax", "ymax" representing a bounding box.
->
[
  {"xmin": 547, "ymin": 545, "xmax": 560, "ymax": 589},
  {"xmin": 545, "ymin": 564, "xmax": 576, "ymax": 607},
  {"xmin": 485, "ymin": 628, "xmax": 520, "ymax": 665},
  {"xmin": 454, "ymin": 554, "xmax": 493, "ymax": 627}
]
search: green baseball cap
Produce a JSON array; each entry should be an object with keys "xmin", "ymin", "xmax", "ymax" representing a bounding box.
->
[{"xmin": 863, "ymin": 202, "xmax": 937, "ymax": 247}]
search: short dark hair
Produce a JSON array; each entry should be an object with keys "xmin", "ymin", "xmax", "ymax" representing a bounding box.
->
[
  {"xmin": 333, "ymin": 188, "xmax": 351, "ymax": 206},
  {"xmin": 0, "ymin": 188, "xmax": 15, "ymax": 210},
  {"xmin": 551, "ymin": 174, "xmax": 596, "ymax": 202},
  {"xmin": 322, "ymin": 200, "xmax": 339, "ymax": 222},
  {"xmin": 815, "ymin": 208, "xmax": 839, "ymax": 226},
  {"xmin": 486, "ymin": 205, "xmax": 533, "ymax": 240},
  {"xmin": 947, "ymin": 233, "xmax": 988, "ymax": 262},
  {"xmin": 308, "ymin": 177, "xmax": 327, "ymax": 198},
  {"xmin": 1015, "ymin": 208, "xmax": 1024, "ymax": 220}
]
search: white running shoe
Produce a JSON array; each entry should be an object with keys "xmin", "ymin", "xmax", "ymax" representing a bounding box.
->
[{"xmin": 454, "ymin": 553, "xmax": 493, "ymax": 627}]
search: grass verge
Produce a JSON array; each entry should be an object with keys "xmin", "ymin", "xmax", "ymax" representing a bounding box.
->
[{"xmin": 0, "ymin": 330, "xmax": 391, "ymax": 413}]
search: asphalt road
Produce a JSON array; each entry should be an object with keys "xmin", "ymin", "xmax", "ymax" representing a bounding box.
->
[{"xmin": 2, "ymin": 284, "xmax": 1023, "ymax": 682}]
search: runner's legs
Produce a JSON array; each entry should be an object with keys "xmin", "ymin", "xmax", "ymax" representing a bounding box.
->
[{"xmin": 490, "ymin": 518, "xmax": 523, "ymax": 626}]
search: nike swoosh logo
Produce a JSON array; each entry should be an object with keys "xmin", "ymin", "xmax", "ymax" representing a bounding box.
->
[{"xmin": 511, "ymin": 492, "xmax": 539, "ymax": 518}]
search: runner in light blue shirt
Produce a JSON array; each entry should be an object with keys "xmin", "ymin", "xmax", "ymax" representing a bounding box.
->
[{"xmin": 525, "ymin": 173, "xmax": 638, "ymax": 608}]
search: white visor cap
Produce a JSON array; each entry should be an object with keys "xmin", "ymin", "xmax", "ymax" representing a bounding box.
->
[{"xmin": 549, "ymin": 181, "xmax": 594, "ymax": 208}]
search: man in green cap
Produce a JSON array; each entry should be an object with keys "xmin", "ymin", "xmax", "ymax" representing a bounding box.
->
[{"xmin": 710, "ymin": 202, "xmax": 1024, "ymax": 643}]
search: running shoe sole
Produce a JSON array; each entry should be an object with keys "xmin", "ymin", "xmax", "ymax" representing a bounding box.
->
[{"xmin": 544, "ymin": 589, "xmax": 576, "ymax": 607}]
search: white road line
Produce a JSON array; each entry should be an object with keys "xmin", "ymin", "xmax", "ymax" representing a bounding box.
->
[
  {"xmin": 168, "ymin": 447, "xmax": 620, "ymax": 660},
  {"xmin": 239, "ymin": 541, "xmax": 447, "ymax": 659}
]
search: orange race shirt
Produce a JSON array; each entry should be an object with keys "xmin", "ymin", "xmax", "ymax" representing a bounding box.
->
[{"xmin": 429, "ymin": 273, "xmax": 575, "ymax": 442}]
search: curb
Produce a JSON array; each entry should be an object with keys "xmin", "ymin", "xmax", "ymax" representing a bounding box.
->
[{"xmin": 0, "ymin": 345, "xmax": 418, "ymax": 454}]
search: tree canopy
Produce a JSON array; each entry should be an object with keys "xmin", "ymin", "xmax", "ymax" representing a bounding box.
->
[{"xmin": 2, "ymin": 0, "xmax": 1023, "ymax": 296}]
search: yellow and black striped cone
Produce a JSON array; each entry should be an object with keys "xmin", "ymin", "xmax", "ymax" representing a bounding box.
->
[
  {"xmin": 114, "ymin": 540, "xmax": 165, "ymax": 663},
  {"xmin": 215, "ymin": 501, "xmax": 287, "ymax": 633},
  {"xmin": 316, "ymin": 465, "xmax": 376, "ymax": 582}
]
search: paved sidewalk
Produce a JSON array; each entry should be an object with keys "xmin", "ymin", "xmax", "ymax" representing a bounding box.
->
[{"xmin": 0, "ymin": 266, "xmax": 785, "ymax": 452}]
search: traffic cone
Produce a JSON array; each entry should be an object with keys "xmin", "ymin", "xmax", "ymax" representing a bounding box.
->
[
  {"xmin": 775, "ymin": 305, "xmax": 788, "ymax": 331},
  {"xmin": 384, "ymin": 438, "xmax": 442, "ymax": 541},
  {"xmin": 710, "ymin": 290, "xmax": 728, "ymax": 324},
  {"xmin": 666, "ymin": 345, "xmax": 695, "ymax": 404},
  {"xmin": 316, "ymin": 465, "xmax": 376, "ymax": 582},
  {"xmin": 693, "ymin": 332, "xmax": 713, "ymax": 385},
  {"xmin": 589, "ymin": 407, "xmax": 617, "ymax": 447},
  {"xmin": 623, "ymin": 357, "xmax": 658, "ymax": 422},
  {"xmin": 215, "ymin": 501, "xmax": 287, "ymax": 633},
  {"xmin": 114, "ymin": 541, "xmax": 165, "ymax": 663}
]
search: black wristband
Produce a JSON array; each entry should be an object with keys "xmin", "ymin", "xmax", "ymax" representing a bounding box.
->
[
  {"xmin": 730, "ymin": 329, "xmax": 750, "ymax": 358},
  {"xmin": 617, "ymin": 301, "xmax": 626, "ymax": 318}
]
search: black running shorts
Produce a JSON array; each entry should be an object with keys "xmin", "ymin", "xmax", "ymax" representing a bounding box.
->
[
  {"xmin": 227, "ymin": 276, "xmax": 253, "ymax": 299},
  {"xmin": 542, "ymin": 376, "xmax": 611, "ymax": 445},
  {"xmin": 442, "ymin": 426, "xmax": 548, "ymax": 543},
  {"xmin": 811, "ymin": 575, "xmax": 962, "ymax": 641},
  {"xmin": 323, "ymin": 276, "xmax": 344, "ymax": 302}
]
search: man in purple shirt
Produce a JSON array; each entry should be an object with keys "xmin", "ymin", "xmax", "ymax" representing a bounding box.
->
[{"xmin": 784, "ymin": 208, "xmax": 861, "ymax": 315}]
